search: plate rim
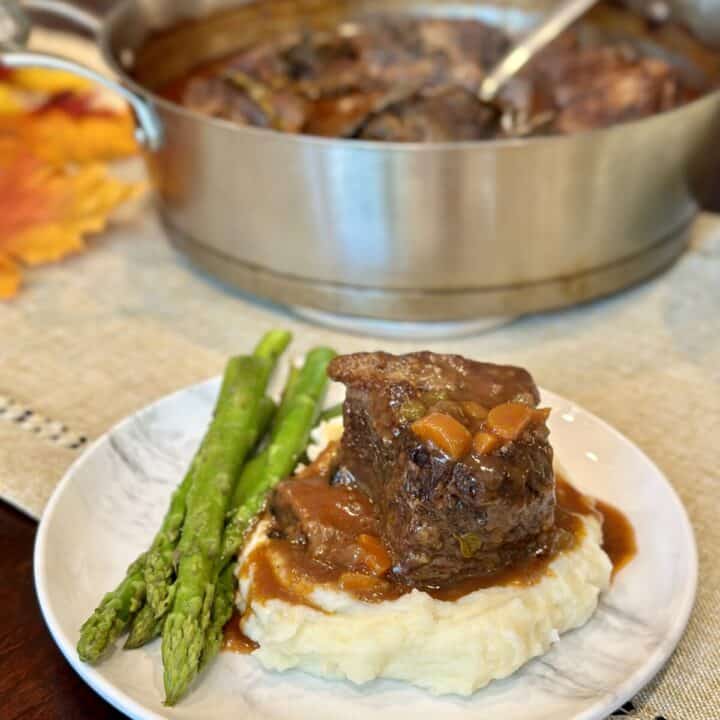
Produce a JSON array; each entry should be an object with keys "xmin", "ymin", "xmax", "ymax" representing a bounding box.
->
[{"xmin": 33, "ymin": 379, "xmax": 699, "ymax": 720}]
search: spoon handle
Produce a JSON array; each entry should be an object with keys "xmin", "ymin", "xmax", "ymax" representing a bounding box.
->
[{"xmin": 480, "ymin": 0, "xmax": 598, "ymax": 101}]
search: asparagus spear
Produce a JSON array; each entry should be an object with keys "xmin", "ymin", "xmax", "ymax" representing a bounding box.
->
[
  {"xmin": 143, "ymin": 396, "xmax": 276, "ymax": 622},
  {"xmin": 195, "ymin": 378, "xmax": 308, "ymax": 666},
  {"xmin": 162, "ymin": 348, "xmax": 334, "ymax": 705},
  {"xmin": 270, "ymin": 364, "xmax": 300, "ymax": 430},
  {"xmin": 128, "ymin": 372, "xmax": 283, "ymax": 653},
  {"xmin": 223, "ymin": 363, "xmax": 300, "ymax": 520},
  {"xmin": 139, "ymin": 361, "xmax": 246, "ymax": 621},
  {"xmin": 78, "ymin": 357, "xmax": 248, "ymax": 662},
  {"xmin": 195, "ymin": 374, "xmax": 303, "ymax": 666},
  {"xmin": 200, "ymin": 562, "xmax": 236, "ymax": 670},
  {"xmin": 124, "ymin": 397, "xmax": 277, "ymax": 650},
  {"xmin": 220, "ymin": 347, "xmax": 336, "ymax": 566},
  {"xmin": 124, "ymin": 602, "xmax": 164, "ymax": 650},
  {"xmin": 77, "ymin": 554, "xmax": 147, "ymax": 662},
  {"xmin": 77, "ymin": 331, "xmax": 290, "ymax": 663},
  {"xmin": 143, "ymin": 333, "xmax": 289, "ymax": 620},
  {"xmin": 162, "ymin": 344, "xmax": 295, "ymax": 705},
  {"xmin": 196, "ymin": 349, "xmax": 336, "ymax": 672}
]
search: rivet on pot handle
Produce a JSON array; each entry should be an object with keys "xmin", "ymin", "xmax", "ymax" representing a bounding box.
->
[{"xmin": 0, "ymin": 0, "xmax": 163, "ymax": 150}]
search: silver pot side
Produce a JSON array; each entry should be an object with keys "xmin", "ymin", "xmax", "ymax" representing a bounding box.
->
[
  {"xmin": 119, "ymin": 0, "xmax": 720, "ymax": 319},
  {"xmin": 144, "ymin": 100, "xmax": 713, "ymax": 319},
  {"xmin": 146, "ymin": 95, "xmax": 718, "ymax": 292},
  {"xmin": 11, "ymin": 0, "xmax": 720, "ymax": 320}
]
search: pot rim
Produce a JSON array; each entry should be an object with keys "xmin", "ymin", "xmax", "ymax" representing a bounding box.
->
[{"xmin": 101, "ymin": 0, "xmax": 720, "ymax": 152}]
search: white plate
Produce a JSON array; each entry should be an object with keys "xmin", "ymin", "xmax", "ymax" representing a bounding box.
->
[{"xmin": 34, "ymin": 377, "xmax": 697, "ymax": 720}]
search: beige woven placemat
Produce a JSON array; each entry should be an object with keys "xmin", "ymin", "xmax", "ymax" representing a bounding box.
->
[{"xmin": 1, "ymin": 202, "xmax": 718, "ymax": 718}]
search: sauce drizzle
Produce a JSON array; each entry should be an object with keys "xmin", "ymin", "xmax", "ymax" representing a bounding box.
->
[
  {"xmin": 223, "ymin": 609, "xmax": 258, "ymax": 654},
  {"xmin": 223, "ymin": 472, "xmax": 636, "ymax": 651},
  {"xmin": 596, "ymin": 498, "xmax": 637, "ymax": 577}
]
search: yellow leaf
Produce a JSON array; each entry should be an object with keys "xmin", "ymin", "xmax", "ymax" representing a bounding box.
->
[
  {"xmin": 0, "ymin": 72, "xmax": 144, "ymax": 299},
  {"xmin": 10, "ymin": 68, "xmax": 93, "ymax": 94},
  {"xmin": 1, "ymin": 162, "xmax": 144, "ymax": 266},
  {"xmin": 0, "ymin": 255, "xmax": 21, "ymax": 299},
  {"xmin": 0, "ymin": 78, "xmax": 138, "ymax": 164},
  {"xmin": 0, "ymin": 84, "xmax": 24, "ymax": 114},
  {"xmin": 20, "ymin": 111, "xmax": 139, "ymax": 165},
  {"xmin": 4, "ymin": 225, "xmax": 86, "ymax": 266},
  {"xmin": 0, "ymin": 141, "xmax": 61, "ymax": 235}
]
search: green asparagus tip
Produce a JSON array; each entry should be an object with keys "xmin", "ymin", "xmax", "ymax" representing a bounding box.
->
[
  {"xmin": 253, "ymin": 329, "xmax": 292, "ymax": 362},
  {"xmin": 124, "ymin": 603, "xmax": 163, "ymax": 650},
  {"xmin": 162, "ymin": 612, "xmax": 206, "ymax": 705},
  {"xmin": 76, "ymin": 558, "xmax": 147, "ymax": 663}
]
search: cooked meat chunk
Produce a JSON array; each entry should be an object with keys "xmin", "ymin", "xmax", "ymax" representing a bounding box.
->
[
  {"xmin": 226, "ymin": 33, "xmax": 302, "ymax": 88},
  {"xmin": 166, "ymin": 13, "xmax": 707, "ymax": 141},
  {"xmin": 183, "ymin": 76, "xmax": 267, "ymax": 125},
  {"xmin": 358, "ymin": 87, "xmax": 500, "ymax": 141},
  {"xmin": 304, "ymin": 91, "xmax": 381, "ymax": 136},
  {"xmin": 536, "ymin": 45, "xmax": 684, "ymax": 133},
  {"xmin": 182, "ymin": 72, "xmax": 308, "ymax": 131},
  {"xmin": 328, "ymin": 352, "xmax": 554, "ymax": 588},
  {"xmin": 271, "ymin": 442, "xmax": 391, "ymax": 573}
]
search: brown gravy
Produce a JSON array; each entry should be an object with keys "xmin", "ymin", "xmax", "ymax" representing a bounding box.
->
[
  {"xmin": 555, "ymin": 476, "xmax": 637, "ymax": 577},
  {"xmin": 241, "ymin": 475, "xmax": 633, "ymax": 601},
  {"xmin": 596, "ymin": 498, "xmax": 637, "ymax": 577},
  {"xmin": 223, "ymin": 609, "xmax": 258, "ymax": 654},
  {"xmin": 429, "ymin": 501, "xmax": 584, "ymax": 602},
  {"xmin": 223, "ymin": 472, "xmax": 636, "ymax": 650}
]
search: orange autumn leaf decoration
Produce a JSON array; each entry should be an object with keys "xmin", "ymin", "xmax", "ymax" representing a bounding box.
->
[
  {"xmin": 0, "ymin": 94, "xmax": 139, "ymax": 165},
  {"xmin": 0, "ymin": 66, "xmax": 145, "ymax": 298},
  {"xmin": 0, "ymin": 254, "xmax": 20, "ymax": 299}
]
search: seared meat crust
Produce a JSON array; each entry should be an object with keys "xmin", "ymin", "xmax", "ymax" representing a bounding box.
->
[{"xmin": 328, "ymin": 351, "xmax": 555, "ymax": 588}]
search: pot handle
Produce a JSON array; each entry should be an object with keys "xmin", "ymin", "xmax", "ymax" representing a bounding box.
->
[{"xmin": 0, "ymin": 0, "xmax": 162, "ymax": 150}]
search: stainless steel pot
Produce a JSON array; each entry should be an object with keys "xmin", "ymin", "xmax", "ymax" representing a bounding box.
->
[{"xmin": 4, "ymin": 0, "xmax": 720, "ymax": 320}]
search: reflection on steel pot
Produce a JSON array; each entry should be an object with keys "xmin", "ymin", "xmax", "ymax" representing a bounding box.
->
[{"xmin": 6, "ymin": 0, "xmax": 720, "ymax": 321}]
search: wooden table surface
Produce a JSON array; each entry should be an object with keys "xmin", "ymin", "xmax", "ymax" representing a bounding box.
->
[{"xmin": 0, "ymin": 501, "xmax": 123, "ymax": 720}]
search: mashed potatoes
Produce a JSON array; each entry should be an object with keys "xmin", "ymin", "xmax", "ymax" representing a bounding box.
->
[{"xmin": 235, "ymin": 418, "xmax": 612, "ymax": 696}]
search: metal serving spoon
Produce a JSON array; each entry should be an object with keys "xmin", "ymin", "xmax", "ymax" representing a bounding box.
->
[{"xmin": 479, "ymin": 0, "xmax": 599, "ymax": 102}]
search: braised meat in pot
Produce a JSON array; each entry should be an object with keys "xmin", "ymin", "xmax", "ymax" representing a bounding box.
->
[{"xmin": 160, "ymin": 13, "xmax": 707, "ymax": 141}]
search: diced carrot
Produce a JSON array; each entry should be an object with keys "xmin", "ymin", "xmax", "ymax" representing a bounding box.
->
[
  {"xmin": 486, "ymin": 402, "xmax": 534, "ymax": 441},
  {"xmin": 461, "ymin": 400, "xmax": 488, "ymax": 421},
  {"xmin": 472, "ymin": 431, "xmax": 501, "ymax": 455},
  {"xmin": 411, "ymin": 412, "xmax": 472, "ymax": 459},
  {"xmin": 357, "ymin": 533, "xmax": 393, "ymax": 576},
  {"xmin": 339, "ymin": 572, "xmax": 385, "ymax": 593}
]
